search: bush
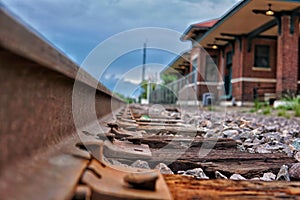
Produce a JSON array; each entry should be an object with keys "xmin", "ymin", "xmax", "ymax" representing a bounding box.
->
[
  {"xmin": 262, "ymin": 105, "xmax": 271, "ymax": 115},
  {"xmin": 282, "ymin": 95, "xmax": 298, "ymax": 110},
  {"xmin": 277, "ymin": 109, "xmax": 290, "ymax": 118},
  {"xmin": 254, "ymin": 99, "xmax": 262, "ymax": 110},
  {"xmin": 207, "ymin": 106, "xmax": 216, "ymax": 111},
  {"xmin": 277, "ymin": 109, "xmax": 286, "ymax": 117},
  {"xmin": 294, "ymin": 103, "xmax": 300, "ymax": 117},
  {"xmin": 250, "ymin": 100, "xmax": 272, "ymax": 114},
  {"xmin": 278, "ymin": 95, "xmax": 300, "ymax": 117}
]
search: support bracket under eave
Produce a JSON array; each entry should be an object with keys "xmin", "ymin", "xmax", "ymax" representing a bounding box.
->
[
  {"xmin": 231, "ymin": 40, "xmax": 235, "ymax": 55},
  {"xmin": 290, "ymin": 13, "xmax": 299, "ymax": 34},
  {"xmin": 238, "ymin": 36, "xmax": 243, "ymax": 52},
  {"xmin": 247, "ymin": 19, "xmax": 278, "ymax": 52},
  {"xmin": 275, "ymin": 15, "xmax": 282, "ymax": 35},
  {"xmin": 291, "ymin": 14, "xmax": 294, "ymax": 34},
  {"xmin": 247, "ymin": 38, "xmax": 252, "ymax": 52}
]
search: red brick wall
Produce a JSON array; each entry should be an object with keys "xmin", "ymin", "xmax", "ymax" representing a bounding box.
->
[
  {"xmin": 239, "ymin": 82, "xmax": 276, "ymax": 102},
  {"xmin": 242, "ymin": 38, "xmax": 277, "ymax": 79},
  {"xmin": 232, "ymin": 39, "xmax": 243, "ymax": 101},
  {"xmin": 218, "ymin": 37, "xmax": 277, "ymax": 102},
  {"xmin": 191, "ymin": 17, "xmax": 300, "ymax": 103},
  {"xmin": 276, "ymin": 15, "xmax": 299, "ymax": 96},
  {"xmin": 241, "ymin": 37, "xmax": 277, "ymax": 101},
  {"xmin": 299, "ymin": 39, "xmax": 300, "ymax": 91},
  {"xmin": 201, "ymin": 36, "xmax": 279, "ymax": 102}
]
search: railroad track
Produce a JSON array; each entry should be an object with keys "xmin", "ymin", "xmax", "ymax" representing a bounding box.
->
[{"xmin": 1, "ymin": 6, "xmax": 300, "ymax": 200}]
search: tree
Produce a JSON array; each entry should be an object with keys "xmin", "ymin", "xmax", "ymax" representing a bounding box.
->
[
  {"xmin": 140, "ymin": 80, "xmax": 157, "ymax": 100},
  {"xmin": 161, "ymin": 74, "xmax": 177, "ymax": 85},
  {"xmin": 114, "ymin": 92, "xmax": 136, "ymax": 104}
]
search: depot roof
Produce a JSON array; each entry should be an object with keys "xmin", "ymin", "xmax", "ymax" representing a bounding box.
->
[{"xmin": 195, "ymin": 0, "xmax": 300, "ymax": 48}]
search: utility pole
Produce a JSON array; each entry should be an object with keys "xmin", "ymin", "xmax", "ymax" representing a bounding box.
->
[{"xmin": 142, "ymin": 42, "xmax": 146, "ymax": 82}]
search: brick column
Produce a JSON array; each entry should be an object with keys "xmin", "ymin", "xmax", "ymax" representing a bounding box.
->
[{"xmin": 276, "ymin": 15, "xmax": 299, "ymax": 97}]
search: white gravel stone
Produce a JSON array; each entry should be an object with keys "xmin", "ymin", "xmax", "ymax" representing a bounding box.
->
[
  {"xmin": 223, "ymin": 130, "xmax": 239, "ymax": 138},
  {"xmin": 230, "ymin": 174, "xmax": 246, "ymax": 180},
  {"xmin": 260, "ymin": 172, "xmax": 276, "ymax": 181},
  {"xmin": 215, "ymin": 171, "xmax": 228, "ymax": 179},
  {"xmin": 155, "ymin": 163, "xmax": 173, "ymax": 174},
  {"xmin": 109, "ymin": 159, "xmax": 129, "ymax": 168},
  {"xmin": 276, "ymin": 165, "xmax": 290, "ymax": 181},
  {"xmin": 183, "ymin": 168, "xmax": 209, "ymax": 179},
  {"xmin": 131, "ymin": 160, "xmax": 150, "ymax": 169},
  {"xmin": 256, "ymin": 146, "xmax": 272, "ymax": 154}
]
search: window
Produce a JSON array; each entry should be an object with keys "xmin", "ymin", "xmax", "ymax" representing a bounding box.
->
[
  {"xmin": 205, "ymin": 55, "xmax": 218, "ymax": 82},
  {"xmin": 254, "ymin": 45, "xmax": 270, "ymax": 68}
]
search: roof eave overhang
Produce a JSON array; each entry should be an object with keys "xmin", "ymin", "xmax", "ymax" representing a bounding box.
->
[
  {"xmin": 196, "ymin": 0, "xmax": 251, "ymax": 46},
  {"xmin": 196, "ymin": 0, "xmax": 300, "ymax": 49},
  {"xmin": 181, "ymin": 26, "xmax": 210, "ymax": 41}
]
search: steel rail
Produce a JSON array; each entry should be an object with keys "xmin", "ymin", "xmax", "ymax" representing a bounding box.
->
[{"xmin": 0, "ymin": 7, "xmax": 125, "ymax": 200}]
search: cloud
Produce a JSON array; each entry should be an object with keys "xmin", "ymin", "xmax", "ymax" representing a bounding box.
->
[
  {"xmin": 113, "ymin": 80, "xmax": 142, "ymax": 98},
  {"xmin": 103, "ymin": 73, "xmax": 122, "ymax": 81},
  {"xmin": 2, "ymin": 0, "xmax": 240, "ymax": 96},
  {"xmin": 123, "ymin": 78, "xmax": 141, "ymax": 85},
  {"xmin": 2, "ymin": 0, "xmax": 239, "ymax": 64}
]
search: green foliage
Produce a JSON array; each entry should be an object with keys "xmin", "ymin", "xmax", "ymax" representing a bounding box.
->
[
  {"xmin": 140, "ymin": 80, "xmax": 157, "ymax": 100},
  {"xmin": 275, "ymin": 105, "xmax": 288, "ymax": 110},
  {"xmin": 249, "ymin": 108, "xmax": 257, "ymax": 113},
  {"xmin": 282, "ymin": 94, "xmax": 296, "ymax": 101},
  {"xmin": 161, "ymin": 74, "xmax": 178, "ymax": 85},
  {"xmin": 251, "ymin": 99, "xmax": 266, "ymax": 113},
  {"xmin": 251, "ymin": 95, "xmax": 300, "ymax": 117},
  {"xmin": 277, "ymin": 109, "xmax": 290, "ymax": 119},
  {"xmin": 250, "ymin": 100, "xmax": 272, "ymax": 115},
  {"xmin": 115, "ymin": 93, "xmax": 136, "ymax": 104},
  {"xmin": 262, "ymin": 105, "xmax": 271, "ymax": 115},
  {"xmin": 277, "ymin": 109, "xmax": 286, "ymax": 117},
  {"xmin": 140, "ymin": 80, "xmax": 148, "ymax": 99},
  {"xmin": 254, "ymin": 99, "xmax": 262, "ymax": 110},
  {"xmin": 280, "ymin": 95, "xmax": 298, "ymax": 110},
  {"xmin": 207, "ymin": 105, "xmax": 216, "ymax": 111},
  {"xmin": 294, "ymin": 101, "xmax": 300, "ymax": 117},
  {"xmin": 273, "ymin": 95, "xmax": 300, "ymax": 117},
  {"xmin": 278, "ymin": 95, "xmax": 300, "ymax": 117}
]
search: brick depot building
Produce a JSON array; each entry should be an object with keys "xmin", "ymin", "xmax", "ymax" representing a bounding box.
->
[{"xmin": 170, "ymin": 0, "xmax": 300, "ymax": 105}]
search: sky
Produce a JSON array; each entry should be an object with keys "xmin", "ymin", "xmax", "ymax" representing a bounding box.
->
[{"xmin": 1, "ymin": 0, "xmax": 240, "ymax": 97}]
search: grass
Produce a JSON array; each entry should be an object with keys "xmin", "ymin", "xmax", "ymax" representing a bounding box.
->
[
  {"xmin": 294, "ymin": 102, "xmax": 300, "ymax": 117},
  {"xmin": 280, "ymin": 96, "xmax": 300, "ymax": 117},
  {"xmin": 262, "ymin": 105, "xmax": 271, "ymax": 115},
  {"xmin": 249, "ymin": 108, "xmax": 257, "ymax": 113},
  {"xmin": 250, "ymin": 95, "xmax": 300, "ymax": 118},
  {"xmin": 277, "ymin": 108, "xmax": 291, "ymax": 119},
  {"xmin": 254, "ymin": 99, "xmax": 262, "ymax": 110},
  {"xmin": 207, "ymin": 105, "xmax": 216, "ymax": 111},
  {"xmin": 250, "ymin": 99, "xmax": 272, "ymax": 115},
  {"xmin": 250, "ymin": 99, "xmax": 265, "ymax": 113}
]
